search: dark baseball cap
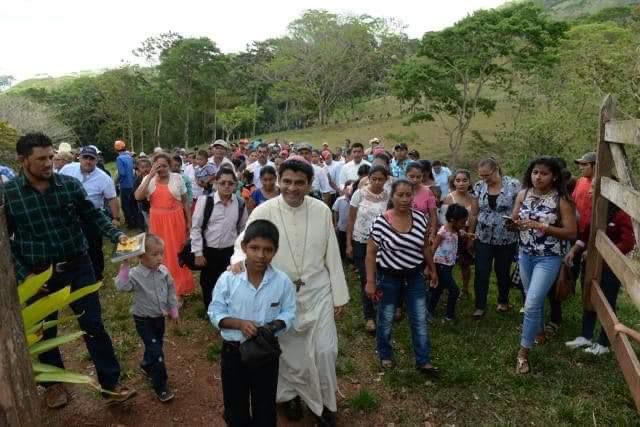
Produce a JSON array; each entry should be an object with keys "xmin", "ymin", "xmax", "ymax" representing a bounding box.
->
[
  {"xmin": 574, "ymin": 152, "xmax": 596, "ymax": 164},
  {"xmin": 79, "ymin": 146, "xmax": 98, "ymax": 159},
  {"xmin": 394, "ymin": 143, "xmax": 408, "ymax": 151}
]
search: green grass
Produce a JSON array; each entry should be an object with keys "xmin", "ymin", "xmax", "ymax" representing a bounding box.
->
[
  {"xmin": 54, "ymin": 238, "xmax": 640, "ymax": 424},
  {"xmin": 348, "ymin": 389, "xmax": 379, "ymax": 411}
]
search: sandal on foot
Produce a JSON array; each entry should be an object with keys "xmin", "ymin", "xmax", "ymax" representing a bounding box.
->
[
  {"xmin": 544, "ymin": 322, "xmax": 560, "ymax": 337},
  {"xmin": 496, "ymin": 304, "xmax": 512, "ymax": 312},
  {"xmin": 472, "ymin": 309, "xmax": 485, "ymax": 319},
  {"xmin": 417, "ymin": 365, "xmax": 440, "ymax": 378},
  {"xmin": 516, "ymin": 356, "xmax": 530, "ymax": 374}
]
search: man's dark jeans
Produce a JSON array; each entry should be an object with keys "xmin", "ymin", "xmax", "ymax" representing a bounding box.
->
[
  {"xmin": 474, "ymin": 241, "xmax": 516, "ymax": 310},
  {"xmin": 134, "ymin": 316, "xmax": 168, "ymax": 393},
  {"xmin": 582, "ymin": 267, "xmax": 621, "ymax": 347},
  {"xmin": 80, "ymin": 220, "xmax": 104, "ymax": 281},
  {"xmin": 37, "ymin": 255, "xmax": 120, "ymax": 389},
  {"xmin": 120, "ymin": 187, "xmax": 135, "ymax": 228}
]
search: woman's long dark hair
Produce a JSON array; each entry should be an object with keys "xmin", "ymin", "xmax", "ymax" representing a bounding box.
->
[
  {"xmin": 387, "ymin": 179, "xmax": 413, "ymax": 209},
  {"xmin": 419, "ymin": 160, "xmax": 435, "ymax": 181},
  {"xmin": 522, "ymin": 156, "xmax": 570, "ymax": 199}
]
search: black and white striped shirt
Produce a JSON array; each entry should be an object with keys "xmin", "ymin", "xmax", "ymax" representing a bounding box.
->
[{"xmin": 370, "ymin": 209, "xmax": 428, "ymax": 270}]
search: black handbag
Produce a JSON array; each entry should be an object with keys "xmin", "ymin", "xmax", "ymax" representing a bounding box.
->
[
  {"xmin": 178, "ymin": 195, "xmax": 215, "ymax": 271},
  {"xmin": 239, "ymin": 327, "xmax": 282, "ymax": 368}
]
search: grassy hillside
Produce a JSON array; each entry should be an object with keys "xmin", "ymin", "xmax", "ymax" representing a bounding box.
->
[
  {"xmin": 7, "ymin": 70, "xmax": 105, "ymax": 93},
  {"xmin": 534, "ymin": 0, "xmax": 640, "ymax": 19},
  {"xmin": 258, "ymin": 96, "xmax": 514, "ymax": 167}
]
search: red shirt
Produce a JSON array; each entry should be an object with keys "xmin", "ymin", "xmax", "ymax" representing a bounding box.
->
[{"xmin": 572, "ymin": 176, "xmax": 592, "ymax": 241}]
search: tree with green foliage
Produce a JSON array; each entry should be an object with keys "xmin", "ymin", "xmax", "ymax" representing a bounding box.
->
[
  {"xmin": 393, "ymin": 2, "xmax": 567, "ymax": 164},
  {"xmin": 158, "ymin": 38, "xmax": 226, "ymax": 147}
]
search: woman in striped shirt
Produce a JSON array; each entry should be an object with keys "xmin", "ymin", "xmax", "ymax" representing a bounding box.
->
[{"xmin": 365, "ymin": 180, "xmax": 439, "ymax": 375}]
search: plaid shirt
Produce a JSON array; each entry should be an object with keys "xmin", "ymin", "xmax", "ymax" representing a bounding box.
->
[
  {"xmin": 2, "ymin": 173, "xmax": 124, "ymax": 281},
  {"xmin": 390, "ymin": 159, "xmax": 409, "ymax": 179}
]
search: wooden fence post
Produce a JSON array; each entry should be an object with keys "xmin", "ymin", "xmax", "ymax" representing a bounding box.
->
[{"xmin": 0, "ymin": 203, "xmax": 41, "ymax": 426}]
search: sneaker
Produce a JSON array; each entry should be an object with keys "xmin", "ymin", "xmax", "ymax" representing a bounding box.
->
[
  {"xmin": 442, "ymin": 317, "xmax": 454, "ymax": 324},
  {"xmin": 565, "ymin": 336, "xmax": 592, "ymax": 349},
  {"xmin": 156, "ymin": 388, "xmax": 175, "ymax": 403},
  {"xmin": 519, "ymin": 307, "xmax": 525, "ymax": 315},
  {"xmin": 584, "ymin": 343, "xmax": 610, "ymax": 356}
]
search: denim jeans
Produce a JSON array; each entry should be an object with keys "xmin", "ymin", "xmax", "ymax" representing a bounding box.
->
[
  {"xmin": 134, "ymin": 316, "xmax": 167, "ymax": 393},
  {"xmin": 429, "ymin": 264, "xmax": 460, "ymax": 319},
  {"xmin": 376, "ymin": 268, "xmax": 431, "ymax": 366},
  {"xmin": 352, "ymin": 240, "xmax": 376, "ymax": 321},
  {"xmin": 518, "ymin": 252, "xmax": 563, "ymax": 349},
  {"xmin": 38, "ymin": 255, "xmax": 121, "ymax": 389},
  {"xmin": 474, "ymin": 241, "xmax": 516, "ymax": 310},
  {"xmin": 581, "ymin": 267, "xmax": 621, "ymax": 347}
]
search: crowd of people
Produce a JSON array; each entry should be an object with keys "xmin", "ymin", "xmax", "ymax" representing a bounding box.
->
[{"xmin": 1, "ymin": 132, "xmax": 636, "ymax": 426}]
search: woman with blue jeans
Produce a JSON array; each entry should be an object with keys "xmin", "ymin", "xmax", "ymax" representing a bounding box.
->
[
  {"xmin": 511, "ymin": 157, "xmax": 576, "ymax": 374},
  {"xmin": 365, "ymin": 180, "xmax": 439, "ymax": 375}
]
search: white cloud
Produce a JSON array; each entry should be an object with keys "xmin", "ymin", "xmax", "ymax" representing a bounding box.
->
[{"xmin": 1, "ymin": 0, "xmax": 507, "ymax": 81}]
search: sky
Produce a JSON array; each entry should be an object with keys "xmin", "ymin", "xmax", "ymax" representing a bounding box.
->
[{"xmin": 1, "ymin": 0, "xmax": 507, "ymax": 82}]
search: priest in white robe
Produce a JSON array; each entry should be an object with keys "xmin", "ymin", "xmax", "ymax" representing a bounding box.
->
[{"xmin": 230, "ymin": 157, "xmax": 349, "ymax": 425}]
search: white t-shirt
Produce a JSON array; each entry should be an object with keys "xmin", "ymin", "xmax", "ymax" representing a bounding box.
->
[
  {"xmin": 349, "ymin": 188, "xmax": 389, "ymax": 243},
  {"xmin": 338, "ymin": 159, "xmax": 371, "ymax": 190}
]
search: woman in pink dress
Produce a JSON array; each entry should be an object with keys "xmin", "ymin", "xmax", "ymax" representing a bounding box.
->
[{"xmin": 135, "ymin": 152, "xmax": 194, "ymax": 299}]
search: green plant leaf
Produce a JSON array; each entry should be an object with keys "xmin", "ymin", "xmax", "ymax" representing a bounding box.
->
[
  {"xmin": 22, "ymin": 287, "xmax": 71, "ymax": 330},
  {"xmin": 32, "ymin": 362, "xmax": 66, "ymax": 374},
  {"xmin": 34, "ymin": 371, "xmax": 101, "ymax": 391},
  {"xmin": 18, "ymin": 266, "xmax": 52, "ymax": 305},
  {"xmin": 26, "ymin": 314, "xmax": 80, "ymax": 335},
  {"xmin": 29, "ymin": 331, "xmax": 84, "ymax": 356},
  {"xmin": 66, "ymin": 282, "xmax": 103, "ymax": 306},
  {"xmin": 27, "ymin": 332, "xmax": 42, "ymax": 347}
]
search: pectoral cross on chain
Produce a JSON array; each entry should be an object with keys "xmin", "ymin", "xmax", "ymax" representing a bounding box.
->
[{"xmin": 294, "ymin": 279, "xmax": 305, "ymax": 292}]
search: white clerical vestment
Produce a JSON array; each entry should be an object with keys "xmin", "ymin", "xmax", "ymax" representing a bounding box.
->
[{"xmin": 231, "ymin": 195, "xmax": 350, "ymax": 416}]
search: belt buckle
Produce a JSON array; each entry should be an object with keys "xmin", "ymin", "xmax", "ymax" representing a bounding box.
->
[{"xmin": 55, "ymin": 262, "xmax": 67, "ymax": 273}]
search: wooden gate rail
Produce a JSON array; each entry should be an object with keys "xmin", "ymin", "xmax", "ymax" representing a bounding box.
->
[{"xmin": 584, "ymin": 95, "xmax": 640, "ymax": 411}]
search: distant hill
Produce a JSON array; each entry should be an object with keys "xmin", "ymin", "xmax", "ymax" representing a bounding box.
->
[
  {"xmin": 7, "ymin": 70, "xmax": 106, "ymax": 93},
  {"xmin": 533, "ymin": 0, "xmax": 640, "ymax": 20}
]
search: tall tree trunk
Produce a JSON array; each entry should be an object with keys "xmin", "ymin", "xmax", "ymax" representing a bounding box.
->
[
  {"xmin": 284, "ymin": 99, "xmax": 289, "ymax": 130},
  {"xmin": 213, "ymin": 88, "xmax": 217, "ymax": 141},
  {"xmin": 184, "ymin": 108, "xmax": 190, "ymax": 148},
  {"xmin": 139, "ymin": 120, "xmax": 144, "ymax": 154},
  {"xmin": 252, "ymin": 89, "xmax": 258, "ymax": 137},
  {"xmin": 0, "ymin": 205, "xmax": 41, "ymax": 427},
  {"xmin": 156, "ymin": 98, "xmax": 163, "ymax": 148},
  {"xmin": 127, "ymin": 112, "xmax": 135, "ymax": 153}
]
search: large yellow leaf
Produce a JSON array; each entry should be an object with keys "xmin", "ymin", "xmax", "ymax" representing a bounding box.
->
[
  {"xmin": 21, "ymin": 287, "xmax": 71, "ymax": 330},
  {"xmin": 29, "ymin": 331, "xmax": 84, "ymax": 356},
  {"xmin": 18, "ymin": 266, "xmax": 52, "ymax": 305},
  {"xmin": 66, "ymin": 282, "xmax": 103, "ymax": 306},
  {"xmin": 26, "ymin": 314, "xmax": 80, "ymax": 336},
  {"xmin": 34, "ymin": 371, "xmax": 101, "ymax": 391}
]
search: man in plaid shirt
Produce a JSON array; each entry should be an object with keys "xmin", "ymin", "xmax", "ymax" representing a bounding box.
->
[{"xmin": 1, "ymin": 133, "xmax": 136, "ymax": 409}]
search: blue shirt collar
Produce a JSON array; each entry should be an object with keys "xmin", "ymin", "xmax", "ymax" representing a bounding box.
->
[{"xmin": 239, "ymin": 262, "xmax": 275, "ymax": 290}]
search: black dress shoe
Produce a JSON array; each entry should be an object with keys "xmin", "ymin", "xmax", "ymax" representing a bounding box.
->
[
  {"xmin": 317, "ymin": 407, "xmax": 337, "ymax": 427},
  {"xmin": 284, "ymin": 396, "xmax": 303, "ymax": 421}
]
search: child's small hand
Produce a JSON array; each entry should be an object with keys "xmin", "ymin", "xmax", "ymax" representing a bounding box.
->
[
  {"xmin": 429, "ymin": 271, "xmax": 439, "ymax": 287},
  {"xmin": 239, "ymin": 320, "xmax": 258, "ymax": 337}
]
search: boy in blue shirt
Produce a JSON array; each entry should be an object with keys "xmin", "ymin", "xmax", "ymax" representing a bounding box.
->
[{"xmin": 209, "ymin": 219, "xmax": 296, "ymax": 427}]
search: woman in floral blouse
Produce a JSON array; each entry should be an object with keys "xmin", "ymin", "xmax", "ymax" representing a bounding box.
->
[
  {"xmin": 511, "ymin": 157, "xmax": 576, "ymax": 373},
  {"xmin": 471, "ymin": 158, "xmax": 520, "ymax": 318}
]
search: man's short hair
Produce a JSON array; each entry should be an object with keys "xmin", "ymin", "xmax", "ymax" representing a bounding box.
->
[
  {"xmin": 432, "ymin": 160, "xmax": 442, "ymax": 167},
  {"xmin": 242, "ymin": 219, "xmax": 279, "ymax": 250},
  {"xmin": 171, "ymin": 155, "xmax": 183, "ymax": 165},
  {"xmin": 257, "ymin": 143, "xmax": 269, "ymax": 151},
  {"xmin": 278, "ymin": 159, "xmax": 314, "ymax": 183},
  {"xmin": 17, "ymin": 132, "xmax": 53, "ymax": 157},
  {"xmin": 216, "ymin": 166, "xmax": 237, "ymax": 181},
  {"xmin": 351, "ymin": 142, "xmax": 364, "ymax": 151}
]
